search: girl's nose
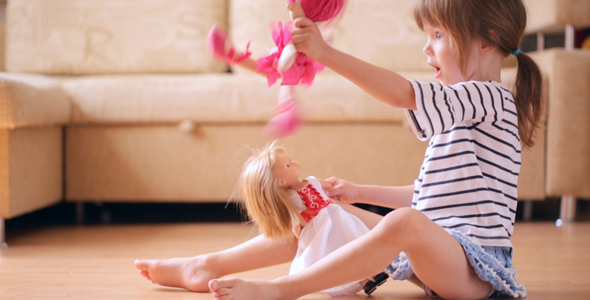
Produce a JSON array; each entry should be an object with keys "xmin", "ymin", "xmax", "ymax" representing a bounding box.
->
[
  {"xmin": 423, "ymin": 39, "xmax": 433, "ymax": 56},
  {"xmin": 423, "ymin": 43, "xmax": 432, "ymax": 56}
]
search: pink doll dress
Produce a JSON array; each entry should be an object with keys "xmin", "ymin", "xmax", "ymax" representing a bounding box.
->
[
  {"xmin": 257, "ymin": 22, "xmax": 325, "ymax": 88},
  {"xmin": 288, "ymin": 176, "xmax": 370, "ymax": 296}
]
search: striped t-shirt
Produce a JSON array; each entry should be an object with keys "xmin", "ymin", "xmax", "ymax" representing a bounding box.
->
[{"xmin": 405, "ymin": 80, "xmax": 520, "ymax": 248}]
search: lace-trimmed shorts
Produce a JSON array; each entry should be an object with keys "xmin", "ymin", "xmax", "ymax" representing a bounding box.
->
[{"xmin": 384, "ymin": 229, "xmax": 527, "ymax": 299}]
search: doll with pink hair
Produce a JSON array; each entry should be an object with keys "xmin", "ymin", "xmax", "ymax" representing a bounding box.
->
[{"xmin": 206, "ymin": 0, "xmax": 346, "ymax": 139}]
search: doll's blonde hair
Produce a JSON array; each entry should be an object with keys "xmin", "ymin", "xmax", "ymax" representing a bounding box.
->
[{"xmin": 237, "ymin": 141, "xmax": 302, "ymax": 240}]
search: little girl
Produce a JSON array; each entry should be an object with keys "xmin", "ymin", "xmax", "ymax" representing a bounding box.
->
[
  {"xmin": 136, "ymin": 0, "xmax": 541, "ymax": 298},
  {"xmin": 236, "ymin": 141, "xmax": 388, "ymax": 296},
  {"xmin": 204, "ymin": 0, "xmax": 541, "ymax": 299}
]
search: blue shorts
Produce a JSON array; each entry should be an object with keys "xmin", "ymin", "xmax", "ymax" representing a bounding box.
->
[{"xmin": 384, "ymin": 229, "xmax": 527, "ymax": 298}]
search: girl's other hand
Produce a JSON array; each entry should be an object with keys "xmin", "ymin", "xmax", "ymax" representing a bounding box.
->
[
  {"xmin": 324, "ymin": 177, "xmax": 359, "ymax": 204},
  {"xmin": 291, "ymin": 17, "xmax": 330, "ymax": 63}
]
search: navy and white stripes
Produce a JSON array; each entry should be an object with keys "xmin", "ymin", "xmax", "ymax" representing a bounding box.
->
[{"xmin": 405, "ymin": 80, "xmax": 520, "ymax": 248}]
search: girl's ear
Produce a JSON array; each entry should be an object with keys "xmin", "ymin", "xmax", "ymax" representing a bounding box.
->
[
  {"xmin": 480, "ymin": 30, "xmax": 498, "ymax": 55},
  {"xmin": 277, "ymin": 178, "xmax": 287, "ymax": 187}
]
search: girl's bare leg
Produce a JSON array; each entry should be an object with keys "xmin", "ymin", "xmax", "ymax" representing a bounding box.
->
[
  {"xmin": 210, "ymin": 208, "xmax": 492, "ymax": 300},
  {"xmin": 135, "ymin": 234, "xmax": 297, "ymax": 292}
]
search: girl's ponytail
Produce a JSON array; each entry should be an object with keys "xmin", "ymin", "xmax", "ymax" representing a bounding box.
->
[{"xmin": 513, "ymin": 51, "xmax": 543, "ymax": 148}]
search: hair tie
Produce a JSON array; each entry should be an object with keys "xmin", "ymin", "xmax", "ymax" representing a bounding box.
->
[{"xmin": 512, "ymin": 48, "xmax": 521, "ymax": 56}]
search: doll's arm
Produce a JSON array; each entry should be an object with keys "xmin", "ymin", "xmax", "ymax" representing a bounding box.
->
[
  {"xmin": 207, "ymin": 24, "xmax": 268, "ymax": 77},
  {"xmin": 292, "ymin": 223, "xmax": 302, "ymax": 239},
  {"xmin": 330, "ymin": 199, "xmax": 382, "ymax": 229},
  {"xmin": 288, "ymin": 0, "xmax": 306, "ymax": 20},
  {"xmin": 236, "ymin": 58, "xmax": 270, "ymax": 78}
]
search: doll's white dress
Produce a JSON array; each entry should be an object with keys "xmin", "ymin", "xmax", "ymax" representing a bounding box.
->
[{"xmin": 289, "ymin": 176, "xmax": 371, "ymax": 296}]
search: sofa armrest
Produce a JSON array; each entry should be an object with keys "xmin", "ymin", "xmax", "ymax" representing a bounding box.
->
[
  {"xmin": 531, "ymin": 49, "xmax": 590, "ymax": 199},
  {"xmin": 0, "ymin": 73, "xmax": 70, "ymax": 129},
  {"xmin": 524, "ymin": 0, "xmax": 590, "ymax": 33}
]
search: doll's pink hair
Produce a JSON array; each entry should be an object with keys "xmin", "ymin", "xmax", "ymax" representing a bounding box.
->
[{"xmin": 288, "ymin": 0, "xmax": 346, "ymax": 23}]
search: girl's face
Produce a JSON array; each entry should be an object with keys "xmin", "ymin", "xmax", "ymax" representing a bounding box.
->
[
  {"xmin": 422, "ymin": 24, "xmax": 476, "ymax": 85},
  {"xmin": 273, "ymin": 152, "xmax": 301, "ymax": 188}
]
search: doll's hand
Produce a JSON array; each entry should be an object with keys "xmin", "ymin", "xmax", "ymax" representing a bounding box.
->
[
  {"xmin": 324, "ymin": 177, "xmax": 360, "ymax": 204},
  {"xmin": 291, "ymin": 17, "xmax": 330, "ymax": 63}
]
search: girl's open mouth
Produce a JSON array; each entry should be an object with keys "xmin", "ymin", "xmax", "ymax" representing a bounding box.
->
[
  {"xmin": 428, "ymin": 63, "xmax": 441, "ymax": 79},
  {"xmin": 434, "ymin": 66, "xmax": 441, "ymax": 79}
]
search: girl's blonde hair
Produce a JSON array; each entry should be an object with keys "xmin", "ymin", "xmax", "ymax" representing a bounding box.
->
[
  {"xmin": 237, "ymin": 141, "xmax": 302, "ymax": 240},
  {"xmin": 414, "ymin": 0, "xmax": 542, "ymax": 148}
]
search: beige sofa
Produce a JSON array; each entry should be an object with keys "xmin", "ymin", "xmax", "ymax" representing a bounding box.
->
[{"xmin": 1, "ymin": 0, "xmax": 589, "ymax": 243}]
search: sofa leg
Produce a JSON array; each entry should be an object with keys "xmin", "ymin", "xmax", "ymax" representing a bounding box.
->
[
  {"xmin": 1, "ymin": 217, "xmax": 7, "ymax": 248},
  {"xmin": 560, "ymin": 194, "xmax": 577, "ymax": 223},
  {"xmin": 76, "ymin": 202, "xmax": 85, "ymax": 225},
  {"xmin": 522, "ymin": 201, "xmax": 534, "ymax": 221}
]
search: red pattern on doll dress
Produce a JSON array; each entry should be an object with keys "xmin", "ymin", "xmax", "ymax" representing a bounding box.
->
[{"xmin": 298, "ymin": 183, "xmax": 332, "ymax": 223}]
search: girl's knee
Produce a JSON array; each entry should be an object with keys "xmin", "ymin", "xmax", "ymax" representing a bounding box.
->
[
  {"xmin": 384, "ymin": 208, "xmax": 426, "ymax": 225},
  {"xmin": 379, "ymin": 208, "xmax": 429, "ymax": 238}
]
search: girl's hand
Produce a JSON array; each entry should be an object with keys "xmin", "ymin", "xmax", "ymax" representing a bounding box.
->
[
  {"xmin": 323, "ymin": 177, "xmax": 360, "ymax": 204},
  {"xmin": 291, "ymin": 17, "xmax": 330, "ymax": 63}
]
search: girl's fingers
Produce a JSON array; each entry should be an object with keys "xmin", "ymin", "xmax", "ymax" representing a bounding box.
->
[
  {"xmin": 325, "ymin": 177, "xmax": 340, "ymax": 186},
  {"xmin": 293, "ymin": 16, "xmax": 314, "ymax": 28}
]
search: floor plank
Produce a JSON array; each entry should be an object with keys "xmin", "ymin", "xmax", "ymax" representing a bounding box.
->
[{"xmin": 1, "ymin": 222, "xmax": 589, "ymax": 299}]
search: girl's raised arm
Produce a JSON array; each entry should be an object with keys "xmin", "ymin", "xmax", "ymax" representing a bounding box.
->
[{"xmin": 290, "ymin": 17, "xmax": 417, "ymax": 111}]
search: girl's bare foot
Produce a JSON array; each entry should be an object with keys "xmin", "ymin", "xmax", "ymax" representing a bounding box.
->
[
  {"xmin": 209, "ymin": 278, "xmax": 295, "ymax": 300},
  {"xmin": 134, "ymin": 255, "xmax": 219, "ymax": 292}
]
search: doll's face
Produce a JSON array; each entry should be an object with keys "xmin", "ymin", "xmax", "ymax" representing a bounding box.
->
[{"xmin": 273, "ymin": 152, "xmax": 301, "ymax": 189}]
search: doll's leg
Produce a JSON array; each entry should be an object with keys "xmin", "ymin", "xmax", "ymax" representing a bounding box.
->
[
  {"xmin": 135, "ymin": 234, "xmax": 297, "ymax": 292},
  {"xmin": 209, "ymin": 208, "xmax": 492, "ymax": 300},
  {"xmin": 262, "ymin": 86, "xmax": 305, "ymax": 139}
]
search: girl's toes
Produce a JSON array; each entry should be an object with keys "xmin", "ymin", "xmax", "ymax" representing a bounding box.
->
[
  {"xmin": 139, "ymin": 270, "xmax": 151, "ymax": 280},
  {"xmin": 212, "ymin": 288, "xmax": 232, "ymax": 298},
  {"xmin": 134, "ymin": 259, "xmax": 149, "ymax": 270},
  {"xmin": 209, "ymin": 278, "xmax": 237, "ymax": 291}
]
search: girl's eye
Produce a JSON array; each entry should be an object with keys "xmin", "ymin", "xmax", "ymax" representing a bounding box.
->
[{"xmin": 436, "ymin": 32, "xmax": 443, "ymax": 39}]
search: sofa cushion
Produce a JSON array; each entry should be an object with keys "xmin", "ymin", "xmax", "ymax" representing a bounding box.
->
[
  {"xmin": 230, "ymin": 0, "xmax": 429, "ymax": 73},
  {"xmin": 65, "ymin": 124, "xmax": 427, "ymax": 202},
  {"xmin": 0, "ymin": 73, "xmax": 71, "ymax": 129},
  {"xmin": 524, "ymin": 0, "xmax": 590, "ymax": 33},
  {"xmin": 5, "ymin": 0, "xmax": 226, "ymax": 75},
  {"xmin": 62, "ymin": 73, "xmax": 436, "ymax": 125}
]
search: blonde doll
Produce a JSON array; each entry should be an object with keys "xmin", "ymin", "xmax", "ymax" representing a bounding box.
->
[{"xmin": 237, "ymin": 141, "xmax": 387, "ymax": 296}]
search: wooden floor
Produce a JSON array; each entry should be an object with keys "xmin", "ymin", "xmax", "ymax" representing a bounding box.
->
[{"xmin": 1, "ymin": 221, "xmax": 590, "ymax": 300}]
